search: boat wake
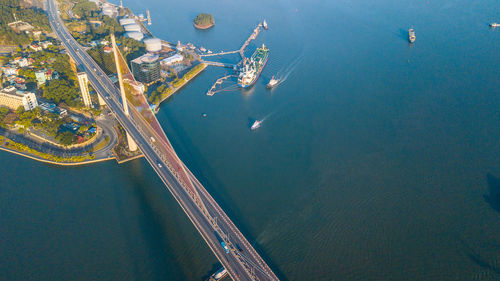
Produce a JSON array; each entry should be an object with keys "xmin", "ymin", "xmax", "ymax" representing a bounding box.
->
[{"xmin": 274, "ymin": 54, "xmax": 304, "ymax": 85}]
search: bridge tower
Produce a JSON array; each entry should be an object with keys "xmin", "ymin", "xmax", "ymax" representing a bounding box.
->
[{"xmin": 111, "ymin": 33, "xmax": 138, "ymax": 152}]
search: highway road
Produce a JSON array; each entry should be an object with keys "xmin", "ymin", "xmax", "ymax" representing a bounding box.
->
[{"xmin": 46, "ymin": 1, "xmax": 279, "ymax": 280}]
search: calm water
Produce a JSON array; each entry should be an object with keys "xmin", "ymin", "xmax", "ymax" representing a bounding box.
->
[{"xmin": 3, "ymin": 0, "xmax": 500, "ymax": 280}]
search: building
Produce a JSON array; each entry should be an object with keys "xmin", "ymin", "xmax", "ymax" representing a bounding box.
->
[
  {"xmin": 123, "ymin": 23, "xmax": 141, "ymax": 32},
  {"xmin": 161, "ymin": 53, "xmax": 184, "ymax": 65},
  {"xmin": 12, "ymin": 57, "xmax": 29, "ymax": 67},
  {"xmin": 35, "ymin": 70, "xmax": 46, "ymax": 85},
  {"xmin": 119, "ymin": 18, "xmax": 136, "ymax": 26},
  {"xmin": 125, "ymin": 31, "xmax": 144, "ymax": 41},
  {"xmin": 30, "ymin": 43, "xmax": 42, "ymax": 51},
  {"xmin": 1, "ymin": 65, "xmax": 19, "ymax": 76},
  {"xmin": 0, "ymin": 86, "xmax": 38, "ymax": 111},
  {"xmin": 103, "ymin": 46, "xmax": 113, "ymax": 53},
  {"xmin": 144, "ymin": 38, "xmax": 162, "ymax": 52},
  {"xmin": 77, "ymin": 72, "xmax": 92, "ymax": 108},
  {"xmin": 131, "ymin": 53, "xmax": 160, "ymax": 84}
]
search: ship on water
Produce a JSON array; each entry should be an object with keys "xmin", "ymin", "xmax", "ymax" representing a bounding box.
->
[
  {"xmin": 251, "ymin": 120, "xmax": 261, "ymax": 130},
  {"xmin": 408, "ymin": 28, "xmax": 416, "ymax": 43},
  {"xmin": 238, "ymin": 44, "xmax": 269, "ymax": 88},
  {"xmin": 490, "ymin": 23, "xmax": 500, "ymax": 28},
  {"xmin": 267, "ymin": 76, "xmax": 279, "ymax": 88},
  {"xmin": 263, "ymin": 19, "xmax": 268, "ymax": 30}
]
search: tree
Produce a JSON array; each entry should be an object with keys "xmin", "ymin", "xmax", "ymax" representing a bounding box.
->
[
  {"xmin": 43, "ymin": 79, "xmax": 79, "ymax": 104},
  {"xmin": 56, "ymin": 131, "xmax": 75, "ymax": 146}
]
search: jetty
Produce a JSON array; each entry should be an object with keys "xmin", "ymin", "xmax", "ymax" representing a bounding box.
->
[
  {"xmin": 202, "ymin": 22, "xmax": 265, "ymax": 96},
  {"xmin": 206, "ymin": 75, "xmax": 235, "ymax": 96}
]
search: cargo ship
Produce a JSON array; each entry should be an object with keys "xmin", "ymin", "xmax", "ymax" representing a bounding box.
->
[
  {"xmin": 238, "ymin": 44, "xmax": 269, "ymax": 88},
  {"xmin": 408, "ymin": 28, "xmax": 416, "ymax": 43}
]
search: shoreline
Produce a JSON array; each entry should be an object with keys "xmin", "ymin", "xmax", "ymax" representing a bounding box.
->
[
  {"xmin": 0, "ymin": 145, "xmax": 115, "ymax": 166},
  {"xmin": 154, "ymin": 63, "xmax": 207, "ymax": 113},
  {"xmin": 193, "ymin": 23, "xmax": 214, "ymax": 30}
]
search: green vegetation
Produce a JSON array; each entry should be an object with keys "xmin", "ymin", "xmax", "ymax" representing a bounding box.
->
[
  {"xmin": 55, "ymin": 131, "xmax": 75, "ymax": 146},
  {"xmin": 172, "ymin": 63, "xmax": 205, "ymax": 88},
  {"xmin": 0, "ymin": 0, "xmax": 50, "ymax": 45},
  {"xmin": 0, "ymin": 107, "xmax": 9, "ymax": 126},
  {"xmin": 72, "ymin": 0, "xmax": 99, "ymax": 18},
  {"xmin": 148, "ymin": 84, "xmax": 173, "ymax": 105},
  {"xmin": 2, "ymin": 136, "xmax": 95, "ymax": 162},
  {"xmin": 43, "ymin": 79, "xmax": 80, "ymax": 106},
  {"xmin": 193, "ymin": 13, "xmax": 214, "ymax": 29}
]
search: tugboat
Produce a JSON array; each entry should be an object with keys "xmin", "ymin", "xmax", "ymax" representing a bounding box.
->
[
  {"xmin": 267, "ymin": 76, "xmax": 279, "ymax": 88},
  {"xmin": 263, "ymin": 19, "xmax": 268, "ymax": 30},
  {"xmin": 490, "ymin": 23, "xmax": 500, "ymax": 28},
  {"xmin": 251, "ymin": 120, "xmax": 261, "ymax": 130},
  {"xmin": 408, "ymin": 28, "xmax": 416, "ymax": 43}
]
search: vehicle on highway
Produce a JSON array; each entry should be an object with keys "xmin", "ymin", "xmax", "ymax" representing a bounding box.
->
[
  {"xmin": 157, "ymin": 162, "xmax": 162, "ymax": 168},
  {"xmin": 221, "ymin": 241, "xmax": 230, "ymax": 254},
  {"xmin": 150, "ymin": 137, "xmax": 156, "ymax": 143}
]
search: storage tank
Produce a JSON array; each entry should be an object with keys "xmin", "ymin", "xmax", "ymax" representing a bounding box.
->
[
  {"xmin": 144, "ymin": 38, "xmax": 161, "ymax": 52},
  {"xmin": 119, "ymin": 18, "xmax": 136, "ymax": 26},
  {"xmin": 123, "ymin": 23, "xmax": 141, "ymax": 32},
  {"xmin": 126, "ymin": 32, "xmax": 144, "ymax": 41}
]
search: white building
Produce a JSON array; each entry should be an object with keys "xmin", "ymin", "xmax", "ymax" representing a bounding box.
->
[
  {"xmin": 102, "ymin": 3, "xmax": 118, "ymax": 17},
  {"xmin": 161, "ymin": 53, "xmax": 184, "ymax": 65},
  {"xmin": 144, "ymin": 38, "xmax": 161, "ymax": 52},
  {"xmin": 77, "ymin": 72, "xmax": 92, "ymax": 108},
  {"xmin": 123, "ymin": 23, "xmax": 141, "ymax": 32},
  {"xmin": 119, "ymin": 18, "xmax": 136, "ymax": 26},
  {"xmin": 0, "ymin": 86, "xmax": 38, "ymax": 111},
  {"xmin": 125, "ymin": 31, "xmax": 144, "ymax": 41}
]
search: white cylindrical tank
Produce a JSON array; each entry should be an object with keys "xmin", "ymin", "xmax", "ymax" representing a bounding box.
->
[
  {"xmin": 119, "ymin": 18, "xmax": 136, "ymax": 26},
  {"xmin": 144, "ymin": 38, "xmax": 161, "ymax": 52},
  {"xmin": 126, "ymin": 32, "xmax": 144, "ymax": 41},
  {"xmin": 123, "ymin": 23, "xmax": 141, "ymax": 32}
]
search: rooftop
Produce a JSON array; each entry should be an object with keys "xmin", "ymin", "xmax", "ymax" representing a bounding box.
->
[{"xmin": 131, "ymin": 53, "xmax": 159, "ymax": 64}]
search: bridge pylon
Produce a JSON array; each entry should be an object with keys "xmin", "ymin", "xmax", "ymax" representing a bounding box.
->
[{"xmin": 111, "ymin": 33, "xmax": 138, "ymax": 152}]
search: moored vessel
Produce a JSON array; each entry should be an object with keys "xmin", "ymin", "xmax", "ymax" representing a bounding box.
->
[
  {"xmin": 238, "ymin": 44, "xmax": 269, "ymax": 88},
  {"xmin": 408, "ymin": 28, "xmax": 416, "ymax": 43},
  {"xmin": 267, "ymin": 76, "xmax": 279, "ymax": 88}
]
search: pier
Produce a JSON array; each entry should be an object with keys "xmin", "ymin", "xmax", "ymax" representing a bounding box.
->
[
  {"xmin": 200, "ymin": 22, "xmax": 262, "ymax": 62},
  {"xmin": 206, "ymin": 75, "xmax": 235, "ymax": 96},
  {"xmin": 202, "ymin": 22, "xmax": 264, "ymax": 96}
]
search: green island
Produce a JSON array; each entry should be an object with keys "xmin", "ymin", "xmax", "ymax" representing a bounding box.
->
[{"xmin": 193, "ymin": 13, "xmax": 215, "ymax": 29}]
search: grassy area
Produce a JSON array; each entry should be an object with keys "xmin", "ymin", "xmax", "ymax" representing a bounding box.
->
[
  {"xmin": 1, "ymin": 136, "xmax": 95, "ymax": 162},
  {"xmin": 92, "ymin": 135, "xmax": 109, "ymax": 152}
]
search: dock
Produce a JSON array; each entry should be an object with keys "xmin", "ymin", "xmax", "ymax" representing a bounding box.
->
[
  {"xmin": 206, "ymin": 75, "xmax": 234, "ymax": 96},
  {"xmin": 201, "ymin": 21, "xmax": 265, "ymax": 96}
]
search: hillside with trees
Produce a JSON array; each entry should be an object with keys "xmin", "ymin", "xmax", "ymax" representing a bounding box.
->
[
  {"xmin": 0, "ymin": 0, "xmax": 50, "ymax": 45},
  {"xmin": 193, "ymin": 13, "xmax": 214, "ymax": 29}
]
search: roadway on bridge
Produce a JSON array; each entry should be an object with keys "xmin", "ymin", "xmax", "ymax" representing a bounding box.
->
[{"xmin": 46, "ymin": 1, "xmax": 279, "ymax": 280}]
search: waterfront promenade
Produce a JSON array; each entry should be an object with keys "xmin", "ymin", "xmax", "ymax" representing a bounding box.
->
[{"xmin": 47, "ymin": 0, "xmax": 279, "ymax": 280}]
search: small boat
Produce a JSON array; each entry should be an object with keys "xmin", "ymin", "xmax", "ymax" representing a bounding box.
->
[
  {"xmin": 408, "ymin": 28, "xmax": 416, "ymax": 43},
  {"xmin": 263, "ymin": 19, "xmax": 268, "ymax": 30},
  {"xmin": 267, "ymin": 76, "xmax": 279, "ymax": 88},
  {"xmin": 200, "ymin": 46, "xmax": 206, "ymax": 52},
  {"xmin": 251, "ymin": 120, "xmax": 261, "ymax": 130},
  {"xmin": 490, "ymin": 23, "xmax": 500, "ymax": 28},
  {"xmin": 202, "ymin": 113, "xmax": 207, "ymax": 118},
  {"xmin": 207, "ymin": 50, "xmax": 213, "ymax": 54}
]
